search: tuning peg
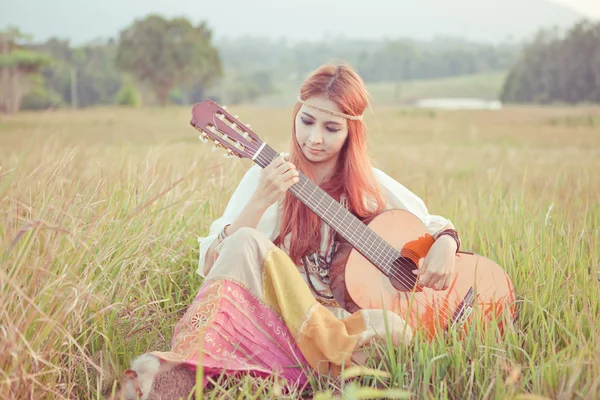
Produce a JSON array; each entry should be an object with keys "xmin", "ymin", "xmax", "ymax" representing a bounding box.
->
[
  {"xmin": 245, "ymin": 123, "xmax": 251, "ymax": 128},
  {"xmin": 223, "ymin": 149, "xmax": 236, "ymax": 158},
  {"xmin": 198, "ymin": 134, "xmax": 208, "ymax": 143},
  {"xmin": 222, "ymin": 106, "xmax": 228, "ymax": 110},
  {"xmin": 233, "ymin": 115, "xmax": 238, "ymax": 119}
]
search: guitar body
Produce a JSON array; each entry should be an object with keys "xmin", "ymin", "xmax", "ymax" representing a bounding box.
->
[{"xmin": 329, "ymin": 209, "xmax": 516, "ymax": 339}]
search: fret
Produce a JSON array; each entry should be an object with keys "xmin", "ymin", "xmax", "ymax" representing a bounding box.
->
[
  {"xmin": 308, "ymin": 183, "xmax": 319, "ymax": 201},
  {"xmin": 323, "ymin": 196, "xmax": 333, "ymax": 216},
  {"xmin": 298, "ymin": 175, "xmax": 309, "ymax": 193},
  {"xmin": 360, "ymin": 222, "xmax": 376, "ymax": 261},
  {"xmin": 314, "ymin": 190, "xmax": 326, "ymax": 210},
  {"xmin": 339, "ymin": 210, "xmax": 349, "ymax": 236}
]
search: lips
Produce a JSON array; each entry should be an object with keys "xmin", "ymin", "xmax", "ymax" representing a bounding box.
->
[{"xmin": 307, "ymin": 147, "xmax": 322, "ymax": 153}]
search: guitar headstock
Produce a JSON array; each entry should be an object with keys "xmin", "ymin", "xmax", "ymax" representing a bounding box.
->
[{"xmin": 190, "ymin": 100, "xmax": 263, "ymax": 160}]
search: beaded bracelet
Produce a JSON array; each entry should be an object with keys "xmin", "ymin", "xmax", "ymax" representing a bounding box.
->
[
  {"xmin": 436, "ymin": 229, "xmax": 461, "ymax": 253},
  {"xmin": 216, "ymin": 224, "xmax": 231, "ymax": 245}
]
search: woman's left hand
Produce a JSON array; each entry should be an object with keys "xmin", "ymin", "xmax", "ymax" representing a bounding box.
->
[{"xmin": 412, "ymin": 236, "xmax": 457, "ymax": 291}]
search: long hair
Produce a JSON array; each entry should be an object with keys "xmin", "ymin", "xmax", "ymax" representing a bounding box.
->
[{"xmin": 275, "ymin": 64, "xmax": 387, "ymax": 264}]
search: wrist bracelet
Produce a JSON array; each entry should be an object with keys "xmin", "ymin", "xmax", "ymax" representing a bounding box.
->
[
  {"xmin": 436, "ymin": 229, "xmax": 461, "ymax": 253},
  {"xmin": 217, "ymin": 224, "xmax": 231, "ymax": 244}
]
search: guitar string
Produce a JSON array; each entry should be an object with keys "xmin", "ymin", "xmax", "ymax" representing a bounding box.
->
[
  {"xmin": 201, "ymin": 119, "xmax": 449, "ymax": 301},
  {"xmin": 244, "ymin": 134, "xmax": 447, "ymax": 299},
  {"xmin": 203, "ymin": 113, "xmax": 506, "ymax": 325},
  {"xmin": 205, "ymin": 120, "xmax": 451, "ymax": 300},
  {"xmin": 252, "ymin": 147, "xmax": 456, "ymax": 314},
  {"xmin": 200, "ymin": 117, "xmax": 458, "ymax": 314}
]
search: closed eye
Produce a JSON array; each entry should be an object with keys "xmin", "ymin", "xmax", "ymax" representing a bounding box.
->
[
  {"xmin": 301, "ymin": 117, "xmax": 314, "ymax": 126},
  {"xmin": 301, "ymin": 116, "xmax": 341, "ymax": 133}
]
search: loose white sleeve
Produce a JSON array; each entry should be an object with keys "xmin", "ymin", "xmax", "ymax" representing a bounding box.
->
[
  {"xmin": 196, "ymin": 165, "xmax": 262, "ymax": 277},
  {"xmin": 372, "ymin": 168, "xmax": 454, "ymax": 236}
]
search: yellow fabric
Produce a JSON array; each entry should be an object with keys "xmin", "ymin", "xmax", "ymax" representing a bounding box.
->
[
  {"xmin": 262, "ymin": 248, "xmax": 316, "ymax": 327},
  {"xmin": 262, "ymin": 246, "xmax": 366, "ymax": 374}
]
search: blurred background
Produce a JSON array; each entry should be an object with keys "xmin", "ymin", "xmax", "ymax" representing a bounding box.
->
[
  {"xmin": 1, "ymin": 0, "xmax": 599, "ymax": 112},
  {"xmin": 2, "ymin": 2, "xmax": 600, "ymax": 399}
]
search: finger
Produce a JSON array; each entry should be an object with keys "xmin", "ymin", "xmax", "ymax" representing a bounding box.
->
[
  {"xmin": 429, "ymin": 274, "xmax": 442, "ymax": 290},
  {"xmin": 268, "ymin": 156, "xmax": 285, "ymax": 170},
  {"xmin": 284, "ymin": 175, "xmax": 300, "ymax": 189},
  {"xmin": 265, "ymin": 159, "xmax": 285, "ymax": 178},
  {"xmin": 275, "ymin": 161, "xmax": 296, "ymax": 174},
  {"xmin": 413, "ymin": 258, "xmax": 427, "ymax": 275},
  {"xmin": 440, "ymin": 275, "xmax": 452, "ymax": 291},
  {"xmin": 281, "ymin": 168, "xmax": 299, "ymax": 182},
  {"xmin": 419, "ymin": 276, "xmax": 434, "ymax": 289},
  {"xmin": 418, "ymin": 272, "xmax": 434, "ymax": 288},
  {"xmin": 423, "ymin": 271, "xmax": 445, "ymax": 289}
]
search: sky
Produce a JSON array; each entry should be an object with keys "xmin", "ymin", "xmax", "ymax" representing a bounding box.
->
[
  {"xmin": 1, "ymin": 0, "xmax": 598, "ymax": 45},
  {"xmin": 549, "ymin": 0, "xmax": 600, "ymax": 17}
]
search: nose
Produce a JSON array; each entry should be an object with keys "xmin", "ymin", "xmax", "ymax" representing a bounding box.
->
[{"xmin": 308, "ymin": 126, "xmax": 323, "ymax": 145}]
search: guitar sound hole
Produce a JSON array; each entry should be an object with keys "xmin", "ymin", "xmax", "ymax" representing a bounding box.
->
[{"xmin": 389, "ymin": 256, "xmax": 418, "ymax": 291}]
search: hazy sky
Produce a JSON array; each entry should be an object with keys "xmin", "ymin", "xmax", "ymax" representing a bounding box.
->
[
  {"xmin": 550, "ymin": 0, "xmax": 600, "ymax": 17},
  {"xmin": 1, "ymin": 0, "xmax": 598, "ymax": 45}
]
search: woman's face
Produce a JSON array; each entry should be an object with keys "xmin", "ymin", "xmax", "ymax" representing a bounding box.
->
[{"xmin": 295, "ymin": 94, "xmax": 349, "ymax": 166}]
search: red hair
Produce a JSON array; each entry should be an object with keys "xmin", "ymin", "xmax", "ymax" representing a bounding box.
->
[{"xmin": 275, "ymin": 64, "xmax": 386, "ymax": 264}]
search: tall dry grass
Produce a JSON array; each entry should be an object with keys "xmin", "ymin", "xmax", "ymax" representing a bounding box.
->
[{"xmin": 1, "ymin": 104, "xmax": 599, "ymax": 399}]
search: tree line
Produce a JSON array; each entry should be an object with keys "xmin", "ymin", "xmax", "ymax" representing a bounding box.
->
[
  {"xmin": 1, "ymin": 16, "xmax": 598, "ymax": 113},
  {"xmin": 501, "ymin": 20, "xmax": 600, "ymax": 104}
]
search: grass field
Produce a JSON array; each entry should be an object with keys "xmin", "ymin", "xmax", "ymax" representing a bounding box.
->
[
  {"xmin": 366, "ymin": 72, "xmax": 508, "ymax": 105},
  {"xmin": 1, "ymin": 104, "xmax": 599, "ymax": 399}
]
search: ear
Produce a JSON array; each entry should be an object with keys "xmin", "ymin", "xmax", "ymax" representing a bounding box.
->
[{"xmin": 123, "ymin": 369, "xmax": 137, "ymax": 379}]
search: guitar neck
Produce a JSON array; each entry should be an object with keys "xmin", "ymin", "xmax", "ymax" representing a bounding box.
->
[{"xmin": 254, "ymin": 144, "xmax": 399, "ymax": 272}]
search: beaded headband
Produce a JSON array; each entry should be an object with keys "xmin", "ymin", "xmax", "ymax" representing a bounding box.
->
[{"xmin": 296, "ymin": 96, "xmax": 363, "ymax": 121}]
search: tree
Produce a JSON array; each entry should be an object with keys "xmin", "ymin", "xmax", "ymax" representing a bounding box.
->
[
  {"xmin": 115, "ymin": 15, "xmax": 222, "ymax": 106},
  {"xmin": 28, "ymin": 38, "xmax": 124, "ymax": 109},
  {"xmin": 501, "ymin": 20, "xmax": 600, "ymax": 104},
  {"xmin": 0, "ymin": 27, "xmax": 51, "ymax": 113}
]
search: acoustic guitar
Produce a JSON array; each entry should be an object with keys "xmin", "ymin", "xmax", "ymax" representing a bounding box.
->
[{"xmin": 190, "ymin": 100, "xmax": 516, "ymax": 339}]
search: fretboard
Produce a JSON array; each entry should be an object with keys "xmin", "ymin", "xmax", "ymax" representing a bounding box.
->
[{"xmin": 254, "ymin": 144, "xmax": 399, "ymax": 275}]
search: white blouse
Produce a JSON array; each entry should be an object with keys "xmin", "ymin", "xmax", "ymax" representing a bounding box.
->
[{"xmin": 196, "ymin": 164, "xmax": 453, "ymax": 278}]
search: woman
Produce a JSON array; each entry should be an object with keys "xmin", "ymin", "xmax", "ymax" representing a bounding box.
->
[{"xmin": 131, "ymin": 64, "xmax": 460, "ymax": 394}]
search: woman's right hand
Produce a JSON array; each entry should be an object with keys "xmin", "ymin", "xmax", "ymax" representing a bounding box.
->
[{"xmin": 253, "ymin": 156, "xmax": 300, "ymax": 209}]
